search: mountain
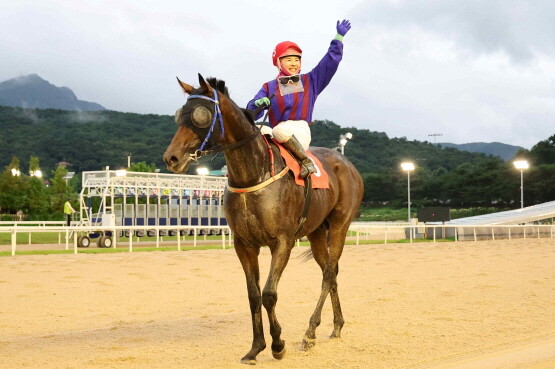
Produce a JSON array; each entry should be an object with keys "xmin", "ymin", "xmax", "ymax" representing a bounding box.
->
[
  {"xmin": 438, "ymin": 142, "xmax": 524, "ymax": 161},
  {"xmin": 0, "ymin": 74, "xmax": 106, "ymax": 111}
]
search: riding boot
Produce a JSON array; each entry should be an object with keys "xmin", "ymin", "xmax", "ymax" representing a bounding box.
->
[{"xmin": 281, "ymin": 136, "xmax": 315, "ymax": 178}]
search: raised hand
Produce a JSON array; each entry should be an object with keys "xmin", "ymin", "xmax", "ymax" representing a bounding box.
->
[{"xmin": 336, "ymin": 19, "xmax": 351, "ymax": 36}]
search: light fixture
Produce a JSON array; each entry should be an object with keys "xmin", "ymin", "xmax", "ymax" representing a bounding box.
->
[
  {"xmin": 401, "ymin": 162, "xmax": 415, "ymax": 172},
  {"xmin": 196, "ymin": 167, "xmax": 209, "ymax": 176},
  {"xmin": 513, "ymin": 160, "xmax": 529, "ymax": 208},
  {"xmin": 30, "ymin": 170, "xmax": 43, "ymax": 177},
  {"xmin": 338, "ymin": 132, "xmax": 353, "ymax": 155}
]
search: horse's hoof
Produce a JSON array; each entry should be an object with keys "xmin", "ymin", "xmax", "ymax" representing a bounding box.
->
[
  {"xmin": 272, "ymin": 346, "xmax": 286, "ymax": 360},
  {"xmin": 302, "ymin": 337, "xmax": 316, "ymax": 351},
  {"xmin": 240, "ymin": 358, "xmax": 257, "ymax": 365}
]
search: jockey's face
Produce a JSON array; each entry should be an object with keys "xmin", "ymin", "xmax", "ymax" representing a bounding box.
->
[{"xmin": 279, "ymin": 56, "xmax": 301, "ymax": 75}]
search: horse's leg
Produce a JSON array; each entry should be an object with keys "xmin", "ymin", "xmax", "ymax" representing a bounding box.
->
[
  {"xmin": 261, "ymin": 241, "xmax": 293, "ymax": 360},
  {"xmin": 302, "ymin": 222, "xmax": 348, "ymax": 349},
  {"xmin": 302, "ymin": 226, "xmax": 331, "ymax": 350},
  {"xmin": 235, "ymin": 241, "xmax": 266, "ymax": 364},
  {"xmin": 326, "ymin": 222, "xmax": 349, "ymax": 339}
]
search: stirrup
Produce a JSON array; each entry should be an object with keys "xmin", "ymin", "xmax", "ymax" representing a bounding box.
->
[{"xmin": 299, "ymin": 160, "xmax": 315, "ymax": 178}]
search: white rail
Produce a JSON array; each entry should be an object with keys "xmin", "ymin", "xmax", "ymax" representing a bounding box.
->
[
  {"xmin": 1, "ymin": 223, "xmax": 554, "ymax": 256},
  {"xmin": 0, "ymin": 225, "xmax": 233, "ymax": 256}
]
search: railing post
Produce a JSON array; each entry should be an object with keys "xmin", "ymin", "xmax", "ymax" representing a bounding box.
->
[
  {"xmin": 113, "ymin": 228, "xmax": 117, "ymax": 249},
  {"xmin": 11, "ymin": 229, "xmax": 16, "ymax": 256},
  {"xmin": 128, "ymin": 229, "xmax": 133, "ymax": 252}
]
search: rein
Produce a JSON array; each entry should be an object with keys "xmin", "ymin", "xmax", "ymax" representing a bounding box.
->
[{"xmin": 186, "ymin": 90, "xmax": 261, "ymax": 160}]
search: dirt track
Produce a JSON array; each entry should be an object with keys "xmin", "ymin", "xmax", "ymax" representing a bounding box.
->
[{"xmin": 1, "ymin": 239, "xmax": 554, "ymax": 368}]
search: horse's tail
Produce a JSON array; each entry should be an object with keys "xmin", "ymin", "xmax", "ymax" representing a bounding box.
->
[{"xmin": 298, "ymin": 247, "xmax": 314, "ymax": 262}]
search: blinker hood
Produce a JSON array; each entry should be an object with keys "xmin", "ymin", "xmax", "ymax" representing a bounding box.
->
[{"xmin": 178, "ymin": 98, "xmax": 222, "ymax": 150}]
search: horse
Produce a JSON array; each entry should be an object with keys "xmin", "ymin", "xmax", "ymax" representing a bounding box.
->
[{"xmin": 163, "ymin": 74, "xmax": 364, "ymax": 364}]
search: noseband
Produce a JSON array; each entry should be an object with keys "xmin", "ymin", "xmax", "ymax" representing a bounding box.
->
[{"xmin": 185, "ymin": 90, "xmax": 260, "ymax": 161}]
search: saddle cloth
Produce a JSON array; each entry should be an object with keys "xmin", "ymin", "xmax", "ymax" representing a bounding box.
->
[{"xmin": 275, "ymin": 142, "xmax": 329, "ymax": 189}]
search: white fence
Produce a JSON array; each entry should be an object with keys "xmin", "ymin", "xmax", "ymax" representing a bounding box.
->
[{"xmin": 1, "ymin": 222, "xmax": 554, "ymax": 256}]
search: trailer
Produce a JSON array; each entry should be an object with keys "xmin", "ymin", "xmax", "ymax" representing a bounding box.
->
[{"xmin": 78, "ymin": 169, "xmax": 228, "ymax": 247}]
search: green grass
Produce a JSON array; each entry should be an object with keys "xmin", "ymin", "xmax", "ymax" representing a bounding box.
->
[
  {"xmin": 358, "ymin": 207, "xmax": 409, "ymax": 221},
  {"xmin": 0, "ymin": 231, "xmax": 229, "ymax": 246},
  {"xmin": 358, "ymin": 206, "xmax": 510, "ymax": 222}
]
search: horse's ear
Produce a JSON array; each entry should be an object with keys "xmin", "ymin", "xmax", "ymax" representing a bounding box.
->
[
  {"xmin": 176, "ymin": 77, "xmax": 193, "ymax": 94},
  {"xmin": 198, "ymin": 73, "xmax": 212, "ymax": 92}
]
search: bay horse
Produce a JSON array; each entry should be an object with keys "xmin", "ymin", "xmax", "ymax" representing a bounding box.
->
[{"xmin": 163, "ymin": 74, "xmax": 363, "ymax": 364}]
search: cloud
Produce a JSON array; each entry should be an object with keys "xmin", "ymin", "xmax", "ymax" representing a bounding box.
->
[
  {"xmin": 68, "ymin": 111, "xmax": 107, "ymax": 123},
  {"xmin": 351, "ymin": 0, "xmax": 555, "ymax": 63}
]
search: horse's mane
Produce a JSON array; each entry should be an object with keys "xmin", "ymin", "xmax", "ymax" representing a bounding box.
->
[
  {"xmin": 206, "ymin": 77, "xmax": 229, "ymax": 97},
  {"xmin": 206, "ymin": 77, "xmax": 256, "ymax": 125}
]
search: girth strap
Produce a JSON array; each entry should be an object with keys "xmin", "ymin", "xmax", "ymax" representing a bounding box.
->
[
  {"xmin": 227, "ymin": 166, "xmax": 289, "ymax": 193},
  {"xmin": 295, "ymin": 176, "xmax": 312, "ymax": 235}
]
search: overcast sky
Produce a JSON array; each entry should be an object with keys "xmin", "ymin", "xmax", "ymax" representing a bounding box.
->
[{"xmin": 1, "ymin": 0, "xmax": 554, "ymax": 149}]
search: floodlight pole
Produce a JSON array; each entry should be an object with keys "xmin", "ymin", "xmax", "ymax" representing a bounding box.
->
[
  {"xmin": 513, "ymin": 160, "xmax": 528, "ymax": 209},
  {"xmin": 519, "ymin": 169, "xmax": 524, "ymax": 209},
  {"xmin": 401, "ymin": 162, "xmax": 415, "ymax": 223},
  {"xmin": 407, "ymin": 170, "xmax": 411, "ymax": 223}
]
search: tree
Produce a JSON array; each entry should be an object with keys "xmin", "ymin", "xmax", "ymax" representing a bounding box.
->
[
  {"xmin": 530, "ymin": 135, "xmax": 555, "ymax": 165},
  {"xmin": 0, "ymin": 156, "xmax": 28, "ymax": 214},
  {"xmin": 29, "ymin": 156, "xmax": 40, "ymax": 173},
  {"xmin": 49, "ymin": 164, "xmax": 74, "ymax": 216},
  {"xmin": 129, "ymin": 161, "xmax": 156, "ymax": 172}
]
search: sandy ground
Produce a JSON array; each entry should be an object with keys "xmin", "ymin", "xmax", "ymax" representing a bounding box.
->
[{"xmin": 0, "ymin": 239, "xmax": 554, "ymax": 369}]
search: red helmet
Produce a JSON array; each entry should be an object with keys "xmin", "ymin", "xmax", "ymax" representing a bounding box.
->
[{"xmin": 272, "ymin": 41, "xmax": 302, "ymax": 66}]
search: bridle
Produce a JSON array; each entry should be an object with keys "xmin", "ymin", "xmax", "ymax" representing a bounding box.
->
[{"xmin": 185, "ymin": 89, "xmax": 260, "ymax": 161}]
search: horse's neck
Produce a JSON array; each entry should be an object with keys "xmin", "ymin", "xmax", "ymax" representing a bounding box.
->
[
  {"xmin": 220, "ymin": 98, "xmax": 284, "ymax": 188},
  {"xmin": 224, "ymin": 135, "xmax": 277, "ymax": 188}
]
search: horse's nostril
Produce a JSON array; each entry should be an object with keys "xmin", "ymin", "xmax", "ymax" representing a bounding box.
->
[
  {"xmin": 163, "ymin": 154, "xmax": 177, "ymax": 166},
  {"xmin": 170, "ymin": 156, "xmax": 178, "ymax": 165}
]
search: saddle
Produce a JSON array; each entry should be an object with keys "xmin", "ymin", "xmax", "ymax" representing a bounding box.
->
[{"xmin": 274, "ymin": 140, "xmax": 329, "ymax": 189}]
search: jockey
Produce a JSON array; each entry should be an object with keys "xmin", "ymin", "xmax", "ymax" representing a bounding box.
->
[{"xmin": 247, "ymin": 19, "xmax": 351, "ymax": 178}]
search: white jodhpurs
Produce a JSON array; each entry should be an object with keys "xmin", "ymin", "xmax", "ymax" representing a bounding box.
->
[{"xmin": 273, "ymin": 120, "xmax": 311, "ymax": 150}]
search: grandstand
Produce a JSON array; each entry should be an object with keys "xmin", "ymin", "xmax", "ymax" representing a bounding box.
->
[{"xmin": 448, "ymin": 200, "xmax": 555, "ymax": 225}]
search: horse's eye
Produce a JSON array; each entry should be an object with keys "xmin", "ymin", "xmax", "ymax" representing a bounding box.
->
[
  {"xmin": 174, "ymin": 108, "xmax": 183, "ymax": 124},
  {"xmin": 191, "ymin": 106, "xmax": 212, "ymax": 128}
]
